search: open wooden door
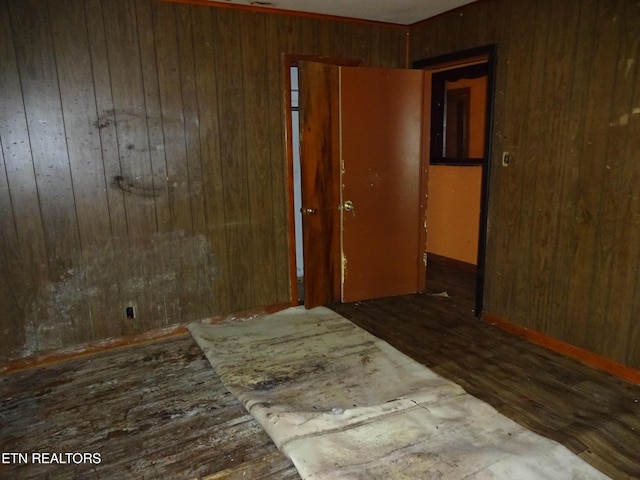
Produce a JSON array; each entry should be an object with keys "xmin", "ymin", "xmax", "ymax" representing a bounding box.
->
[
  {"xmin": 298, "ymin": 62, "xmax": 341, "ymax": 308},
  {"xmin": 298, "ymin": 62, "xmax": 426, "ymax": 307},
  {"xmin": 339, "ymin": 66, "xmax": 425, "ymax": 302}
]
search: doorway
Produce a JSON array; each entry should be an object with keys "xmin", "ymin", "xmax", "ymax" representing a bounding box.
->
[
  {"xmin": 413, "ymin": 45, "xmax": 496, "ymax": 316},
  {"xmin": 282, "ymin": 55, "xmax": 361, "ymax": 306},
  {"xmin": 284, "ymin": 59, "xmax": 427, "ymax": 308},
  {"xmin": 283, "ymin": 48, "xmax": 495, "ymax": 315}
]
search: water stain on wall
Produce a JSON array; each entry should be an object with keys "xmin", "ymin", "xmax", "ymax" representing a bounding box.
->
[{"xmin": 12, "ymin": 233, "xmax": 219, "ymax": 361}]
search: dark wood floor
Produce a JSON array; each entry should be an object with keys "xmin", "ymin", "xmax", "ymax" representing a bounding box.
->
[
  {"xmin": 0, "ymin": 336, "xmax": 300, "ymax": 480},
  {"xmin": 332, "ymin": 261, "xmax": 640, "ymax": 479},
  {"xmin": 1, "ymin": 262, "xmax": 639, "ymax": 479}
]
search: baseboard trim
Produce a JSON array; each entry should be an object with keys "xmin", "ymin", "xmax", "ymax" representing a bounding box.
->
[
  {"xmin": 427, "ymin": 252, "xmax": 477, "ymax": 273},
  {"xmin": 483, "ymin": 313, "xmax": 640, "ymax": 385},
  {"xmin": 0, "ymin": 303, "xmax": 290, "ymax": 376}
]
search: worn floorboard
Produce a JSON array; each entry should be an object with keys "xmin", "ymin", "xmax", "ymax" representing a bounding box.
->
[
  {"xmin": 0, "ymin": 336, "xmax": 300, "ymax": 480},
  {"xmin": 1, "ymin": 260, "xmax": 639, "ymax": 479}
]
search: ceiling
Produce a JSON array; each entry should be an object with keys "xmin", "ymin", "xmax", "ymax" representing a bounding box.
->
[{"xmin": 207, "ymin": 0, "xmax": 478, "ymax": 26}]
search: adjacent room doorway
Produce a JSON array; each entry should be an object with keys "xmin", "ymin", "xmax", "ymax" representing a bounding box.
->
[{"xmin": 413, "ymin": 45, "xmax": 496, "ymax": 316}]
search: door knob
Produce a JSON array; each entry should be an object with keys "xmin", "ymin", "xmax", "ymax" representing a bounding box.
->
[
  {"xmin": 301, "ymin": 207, "xmax": 318, "ymax": 215},
  {"xmin": 342, "ymin": 200, "xmax": 354, "ymax": 212}
]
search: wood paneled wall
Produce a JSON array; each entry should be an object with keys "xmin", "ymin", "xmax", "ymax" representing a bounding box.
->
[
  {"xmin": 411, "ymin": 0, "xmax": 640, "ymax": 369},
  {"xmin": 0, "ymin": 0, "xmax": 406, "ymax": 363}
]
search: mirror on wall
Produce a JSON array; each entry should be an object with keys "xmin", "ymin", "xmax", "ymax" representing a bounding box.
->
[{"xmin": 430, "ymin": 62, "xmax": 488, "ymax": 165}]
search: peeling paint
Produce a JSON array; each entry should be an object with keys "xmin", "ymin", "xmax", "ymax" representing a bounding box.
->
[
  {"xmin": 341, "ymin": 253, "xmax": 348, "ymax": 299},
  {"xmin": 610, "ymin": 113, "xmax": 630, "ymax": 127},
  {"xmin": 619, "ymin": 58, "xmax": 636, "ymax": 78}
]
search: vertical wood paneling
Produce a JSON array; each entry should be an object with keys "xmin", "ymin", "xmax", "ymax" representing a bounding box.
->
[
  {"xmin": 593, "ymin": 0, "xmax": 640, "ymax": 363},
  {"xmin": 49, "ymin": 0, "xmax": 113, "ymax": 340},
  {"xmin": 564, "ymin": 0, "xmax": 623, "ymax": 352},
  {"xmin": 49, "ymin": 0, "xmax": 111, "ymax": 251},
  {"xmin": 176, "ymin": 5, "xmax": 205, "ymax": 233},
  {"xmin": 266, "ymin": 13, "xmax": 295, "ymax": 303},
  {"xmin": 504, "ymin": 1, "xmax": 547, "ymax": 330},
  {"xmin": 0, "ymin": 0, "xmax": 408, "ymax": 363},
  {"xmin": 480, "ymin": 0, "xmax": 525, "ymax": 318},
  {"xmin": 102, "ymin": 0, "xmax": 159, "ymax": 334},
  {"xmin": 10, "ymin": 0, "xmax": 89, "ymax": 348},
  {"xmin": 379, "ymin": 27, "xmax": 407, "ymax": 68},
  {"xmin": 347, "ymin": 23, "xmax": 374, "ymax": 64},
  {"xmin": 85, "ymin": 0, "xmax": 130, "ymax": 339},
  {"xmin": 544, "ymin": 0, "xmax": 594, "ymax": 339},
  {"xmin": 0, "ymin": 0, "xmax": 23, "ymax": 345},
  {"xmin": 212, "ymin": 8, "xmax": 255, "ymax": 311},
  {"xmin": 525, "ymin": 1, "xmax": 581, "ymax": 334},
  {"xmin": 10, "ymin": 0, "xmax": 82, "ymax": 278},
  {"xmin": 191, "ymin": 5, "xmax": 229, "ymax": 315},
  {"xmin": 241, "ymin": 12, "xmax": 277, "ymax": 306},
  {"xmin": 300, "ymin": 17, "xmax": 321, "ymax": 54},
  {"xmin": 621, "ymin": 2, "xmax": 640, "ymax": 367},
  {"xmin": 176, "ymin": 4, "xmax": 209, "ymax": 320},
  {"xmin": 410, "ymin": 0, "xmax": 640, "ymax": 369},
  {"xmin": 136, "ymin": 0, "xmax": 170, "ymax": 234},
  {"xmin": 102, "ymin": 0, "xmax": 157, "ymax": 243},
  {"xmin": 138, "ymin": 0, "xmax": 183, "ymax": 328},
  {"xmin": 153, "ymin": 2, "xmax": 190, "ymax": 235},
  {"xmin": 131, "ymin": 0, "xmax": 166, "ymax": 330},
  {"xmin": 145, "ymin": 0, "xmax": 190, "ymax": 325},
  {"xmin": 545, "ymin": 1, "xmax": 599, "ymax": 345},
  {"xmin": 0, "ymin": 0, "xmax": 47, "ymax": 355}
]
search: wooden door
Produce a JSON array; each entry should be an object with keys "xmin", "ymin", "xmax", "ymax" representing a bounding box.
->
[
  {"xmin": 298, "ymin": 62, "xmax": 426, "ymax": 306},
  {"xmin": 339, "ymin": 66, "xmax": 425, "ymax": 302},
  {"xmin": 298, "ymin": 62, "xmax": 341, "ymax": 308}
]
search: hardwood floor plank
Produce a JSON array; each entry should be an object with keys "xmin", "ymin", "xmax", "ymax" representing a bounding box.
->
[{"xmin": 0, "ymin": 336, "xmax": 298, "ymax": 480}]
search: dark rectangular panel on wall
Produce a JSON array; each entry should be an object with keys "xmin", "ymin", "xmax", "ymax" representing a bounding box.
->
[
  {"xmin": 0, "ymin": 0, "xmax": 407, "ymax": 364},
  {"xmin": 410, "ymin": 0, "xmax": 640, "ymax": 369}
]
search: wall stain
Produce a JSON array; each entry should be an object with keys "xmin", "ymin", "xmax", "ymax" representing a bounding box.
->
[
  {"xmin": 112, "ymin": 174, "xmax": 160, "ymax": 198},
  {"xmin": 14, "ymin": 233, "xmax": 219, "ymax": 362}
]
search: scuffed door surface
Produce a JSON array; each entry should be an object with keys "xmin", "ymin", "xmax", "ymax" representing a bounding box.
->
[{"xmin": 340, "ymin": 66, "xmax": 424, "ymax": 302}]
